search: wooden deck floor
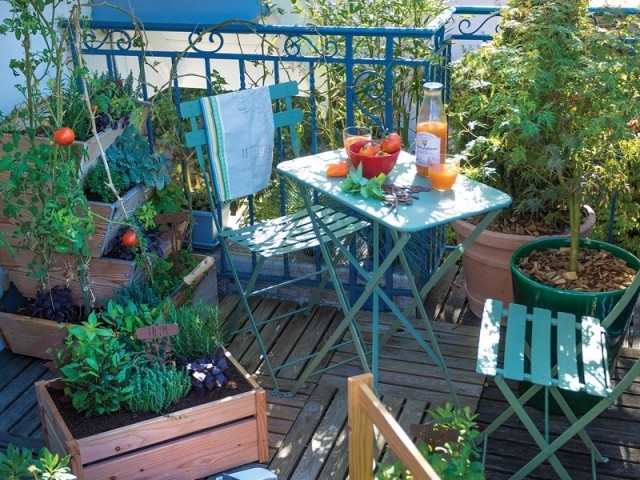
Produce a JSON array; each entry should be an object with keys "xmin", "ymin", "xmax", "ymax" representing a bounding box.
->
[{"xmin": 2, "ymin": 265, "xmax": 640, "ymax": 479}]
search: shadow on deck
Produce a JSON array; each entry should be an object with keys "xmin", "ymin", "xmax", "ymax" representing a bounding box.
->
[{"xmin": 1, "ymin": 265, "xmax": 639, "ymax": 479}]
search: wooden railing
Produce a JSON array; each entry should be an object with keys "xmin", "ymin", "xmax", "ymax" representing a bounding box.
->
[{"xmin": 348, "ymin": 373, "xmax": 440, "ymax": 480}]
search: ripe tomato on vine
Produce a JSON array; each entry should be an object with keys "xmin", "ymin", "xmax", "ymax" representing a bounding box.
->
[
  {"xmin": 53, "ymin": 127, "xmax": 75, "ymax": 146},
  {"xmin": 122, "ymin": 230, "xmax": 139, "ymax": 248}
]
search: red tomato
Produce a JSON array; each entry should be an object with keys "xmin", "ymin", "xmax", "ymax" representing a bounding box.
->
[
  {"xmin": 358, "ymin": 142, "xmax": 381, "ymax": 156},
  {"xmin": 122, "ymin": 230, "xmax": 139, "ymax": 248},
  {"xmin": 53, "ymin": 127, "xmax": 75, "ymax": 146},
  {"xmin": 381, "ymin": 133, "xmax": 402, "ymax": 154}
]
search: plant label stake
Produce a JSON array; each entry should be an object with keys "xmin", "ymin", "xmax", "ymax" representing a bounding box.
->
[{"xmin": 137, "ymin": 322, "xmax": 179, "ymax": 363}]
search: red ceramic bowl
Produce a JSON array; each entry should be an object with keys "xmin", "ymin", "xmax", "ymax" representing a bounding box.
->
[{"xmin": 348, "ymin": 139, "xmax": 400, "ymax": 179}]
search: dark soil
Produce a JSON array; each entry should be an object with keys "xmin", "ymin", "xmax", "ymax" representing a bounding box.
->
[
  {"xmin": 47, "ymin": 361, "xmax": 255, "ymax": 438},
  {"xmin": 515, "ymin": 247, "xmax": 636, "ymax": 292}
]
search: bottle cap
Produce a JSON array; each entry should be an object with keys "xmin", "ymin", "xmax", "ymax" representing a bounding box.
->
[{"xmin": 423, "ymin": 82, "xmax": 443, "ymax": 91}]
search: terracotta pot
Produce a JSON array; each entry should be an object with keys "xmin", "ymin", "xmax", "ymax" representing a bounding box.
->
[
  {"xmin": 451, "ymin": 206, "xmax": 596, "ymax": 317},
  {"xmin": 35, "ymin": 349, "xmax": 268, "ymax": 480}
]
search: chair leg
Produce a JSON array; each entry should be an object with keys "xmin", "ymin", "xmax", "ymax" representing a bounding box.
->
[
  {"xmin": 494, "ymin": 377, "xmax": 572, "ymax": 480},
  {"xmin": 548, "ymin": 387, "xmax": 607, "ymax": 464}
]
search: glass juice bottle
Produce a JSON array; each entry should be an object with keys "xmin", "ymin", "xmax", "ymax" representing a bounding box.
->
[{"xmin": 415, "ymin": 82, "xmax": 447, "ymax": 177}]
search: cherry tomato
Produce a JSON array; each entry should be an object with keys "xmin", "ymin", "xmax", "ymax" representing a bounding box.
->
[
  {"xmin": 381, "ymin": 133, "xmax": 402, "ymax": 154},
  {"xmin": 358, "ymin": 142, "xmax": 381, "ymax": 156},
  {"xmin": 122, "ymin": 230, "xmax": 139, "ymax": 248},
  {"xmin": 53, "ymin": 127, "xmax": 75, "ymax": 146},
  {"xmin": 326, "ymin": 161, "xmax": 349, "ymax": 177}
]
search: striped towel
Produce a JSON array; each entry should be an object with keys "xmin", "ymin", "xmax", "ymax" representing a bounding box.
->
[{"xmin": 199, "ymin": 87, "xmax": 274, "ymax": 202}]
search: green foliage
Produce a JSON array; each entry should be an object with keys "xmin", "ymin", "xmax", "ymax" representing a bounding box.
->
[
  {"xmin": 53, "ymin": 300, "xmax": 164, "ymax": 417},
  {"xmin": 105, "ymin": 125, "xmax": 173, "ymax": 189},
  {"xmin": 82, "ymin": 162, "xmax": 129, "ymax": 202},
  {"xmin": 166, "ymin": 300, "xmax": 226, "ymax": 360},
  {"xmin": 592, "ymin": 133, "xmax": 640, "ymax": 257},
  {"xmin": 134, "ymin": 203, "xmax": 160, "ymax": 230},
  {"xmin": 290, "ymin": 0, "xmax": 447, "ymax": 149},
  {"xmin": 0, "ymin": 444, "xmax": 75, "ymax": 480},
  {"xmin": 126, "ymin": 362, "xmax": 191, "ymax": 413},
  {"xmin": 448, "ymin": 0, "xmax": 640, "ymax": 270},
  {"xmin": 339, "ymin": 164, "xmax": 387, "ymax": 200},
  {"xmin": 55, "ymin": 310, "xmax": 135, "ymax": 417},
  {"xmin": 374, "ymin": 404, "xmax": 485, "ymax": 480},
  {"xmin": 0, "ymin": 0, "xmax": 96, "ymax": 306},
  {"xmin": 51, "ymin": 70, "xmax": 139, "ymax": 142},
  {"xmin": 112, "ymin": 280, "xmax": 164, "ymax": 310}
]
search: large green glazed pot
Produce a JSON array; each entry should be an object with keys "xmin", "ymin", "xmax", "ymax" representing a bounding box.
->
[{"xmin": 510, "ymin": 237, "xmax": 640, "ymax": 414}]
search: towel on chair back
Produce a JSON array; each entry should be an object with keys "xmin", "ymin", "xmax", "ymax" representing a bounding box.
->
[{"xmin": 199, "ymin": 86, "xmax": 274, "ymax": 202}]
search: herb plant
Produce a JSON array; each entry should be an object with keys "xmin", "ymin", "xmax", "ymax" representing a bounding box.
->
[
  {"xmin": 32, "ymin": 285, "xmax": 76, "ymax": 323},
  {"xmin": 104, "ymin": 125, "xmax": 173, "ymax": 191},
  {"xmin": 82, "ymin": 163, "xmax": 129, "ymax": 202},
  {"xmin": 0, "ymin": 444, "xmax": 75, "ymax": 480},
  {"xmin": 180, "ymin": 346, "xmax": 229, "ymax": 395},
  {"xmin": 167, "ymin": 299, "xmax": 226, "ymax": 360},
  {"xmin": 126, "ymin": 362, "xmax": 191, "ymax": 414},
  {"xmin": 339, "ymin": 164, "xmax": 386, "ymax": 200},
  {"xmin": 55, "ymin": 312, "xmax": 135, "ymax": 417},
  {"xmin": 374, "ymin": 403, "xmax": 485, "ymax": 480}
]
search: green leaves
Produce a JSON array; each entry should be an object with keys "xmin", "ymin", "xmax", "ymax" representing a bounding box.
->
[{"xmin": 338, "ymin": 163, "xmax": 387, "ymax": 201}]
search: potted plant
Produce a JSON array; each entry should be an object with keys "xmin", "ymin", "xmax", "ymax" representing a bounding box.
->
[
  {"xmin": 448, "ymin": 0, "xmax": 640, "ymax": 315},
  {"xmin": 0, "ymin": 443, "xmax": 75, "ymax": 480},
  {"xmin": 374, "ymin": 403, "xmax": 485, "ymax": 480},
  {"xmin": 34, "ymin": 299, "xmax": 268, "ymax": 480},
  {"xmin": 0, "ymin": 0, "xmax": 158, "ymax": 309}
]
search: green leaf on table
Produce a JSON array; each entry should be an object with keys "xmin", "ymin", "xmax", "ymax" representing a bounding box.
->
[{"xmin": 338, "ymin": 164, "xmax": 386, "ymax": 201}]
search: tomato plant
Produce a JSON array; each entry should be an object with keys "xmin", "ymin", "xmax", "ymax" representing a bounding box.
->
[
  {"xmin": 53, "ymin": 127, "xmax": 75, "ymax": 146},
  {"xmin": 122, "ymin": 230, "xmax": 139, "ymax": 248},
  {"xmin": 381, "ymin": 133, "xmax": 402, "ymax": 154}
]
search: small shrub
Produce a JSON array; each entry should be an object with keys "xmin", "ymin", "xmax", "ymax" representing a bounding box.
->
[
  {"xmin": 55, "ymin": 312, "xmax": 135, "ymax": 417},
  {"xmin": 167, "ymin": 300, "xmax": 226, "ymax": 360},
  {"xmin": 0, "ymin": 444, "xmax": 75, "ymax": 480},
  {"xmin": 83, "ymin": 163, "xmax": 129, "ymax": 202},
  {"xmin": 126, "ymin": 362, "xmax": 191, "ymax": 413},
  {"xmin": 374, "ymin": 403, "xmax": 485, "ymax": 480}
]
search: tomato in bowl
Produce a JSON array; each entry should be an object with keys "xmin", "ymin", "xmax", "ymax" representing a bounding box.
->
[{"xmin": 348, "ymin": 139, "xmax": 400, "ymax": 179}]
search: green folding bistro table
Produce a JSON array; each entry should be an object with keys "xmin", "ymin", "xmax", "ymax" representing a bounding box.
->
[{"xmin": 277, "ymin": 149, "xmax": 512, "ymax": 402}]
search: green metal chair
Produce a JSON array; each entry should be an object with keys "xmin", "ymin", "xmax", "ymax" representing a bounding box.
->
[
  {"xmin": 476, "ymin": 271, "xmax": 640, "ymax": 479},
  {"xmin": 180, "ymin": 81, "xmax": 370, "ymax": 395}
]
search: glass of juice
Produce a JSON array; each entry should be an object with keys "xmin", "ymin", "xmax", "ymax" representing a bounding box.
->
[
  {"xmin": 343, "ymin": 126, "xmax": 372, "ymax": 159},
  {"xmin": 428, "ymin": 156, "xmax": 460, "ymax": 191}
]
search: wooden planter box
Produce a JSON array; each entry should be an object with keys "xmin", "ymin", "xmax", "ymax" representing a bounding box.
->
[
  {"xmin": 0, "ymin": 249, "xmax": 141, "ymax": 305},
  {"xmin": 35, "ymin": 350, "xmax": 268, "ymax": 480},
  {"xmin": 0, "ymin": 255, "xmax": 215, "ymax": 359},
  {"xmin": 0, "ymin": 125, "xmax": 125, "ymax": 183},
  {"xmin": 87, "ymin": 185, "xmax": 154, "ymax": 258}
]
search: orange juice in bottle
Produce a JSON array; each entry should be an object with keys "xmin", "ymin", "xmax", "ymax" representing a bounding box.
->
[{"xmin": 415, "ymin": 82, "xmax": 447, "ymax": 177}]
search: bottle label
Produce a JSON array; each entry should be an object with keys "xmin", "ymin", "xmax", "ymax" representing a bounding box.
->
[{"xmin": 415, "ymin": 132, "xmax": 441, "ymax": 167}]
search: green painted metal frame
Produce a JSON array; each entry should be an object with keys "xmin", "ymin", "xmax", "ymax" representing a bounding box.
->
[
  {"xmin": 180, "ymin": 81, "xmax": 370, "ymax": 395},
  {"xmin": 278, "ymin": 149, "xmax": 511, "ymax": 399},
  {"xmin": 477, "ymin": 271, "xmax": 640, "ymax": 479}
]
